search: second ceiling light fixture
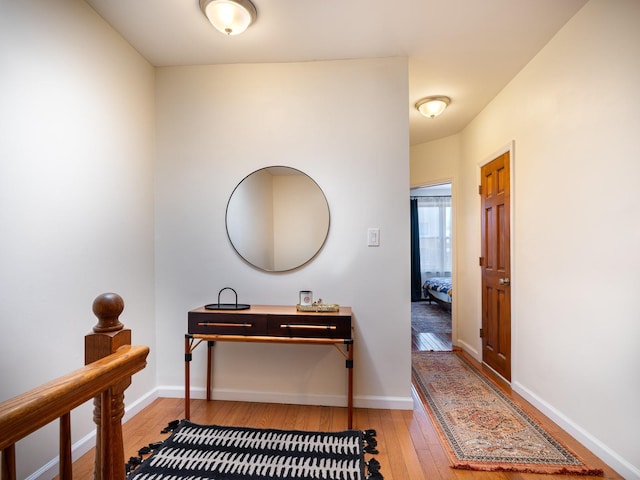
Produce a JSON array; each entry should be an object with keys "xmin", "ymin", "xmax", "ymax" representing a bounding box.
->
[{"xmin": 415, "ymin": 96, "xmax": 451, "ymax": 119}]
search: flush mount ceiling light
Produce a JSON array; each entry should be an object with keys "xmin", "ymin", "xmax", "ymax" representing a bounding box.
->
[
  {"xmin": 415, "ymin": 96, "xmax": 451, "ymax": 119},
  {"xmin": 199, "ymin": 0, "xmax": 257, "ymax": 35}
]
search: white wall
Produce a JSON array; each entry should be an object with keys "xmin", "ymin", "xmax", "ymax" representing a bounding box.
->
[
  {"xmin": 154, "ymin": 58, "xmax": 412, "ymax": 409},
  {"xmin": 0, "ymin": 1, "xmax": 156, "ymax": 478},
  {"xmin": 410, "ymin": 134, "xmax": 460, "ymax": 188},
  {"xmin": 411, "ymin": 0, "xmax": 640, "ymax": 477}
]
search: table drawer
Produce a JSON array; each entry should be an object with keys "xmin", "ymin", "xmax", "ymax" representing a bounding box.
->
[
  {"xmin": 188, "ymin": 312, "xmax": 268, "ymax": 335},
  {"xmin": 267, "ymin": 315, "xmax": 351, "ymax": 339}
]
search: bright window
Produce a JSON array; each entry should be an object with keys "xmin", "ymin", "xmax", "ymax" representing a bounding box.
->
[{"xmin": 415, "ymin": 195, "xmax": 451, "ymax": 284}]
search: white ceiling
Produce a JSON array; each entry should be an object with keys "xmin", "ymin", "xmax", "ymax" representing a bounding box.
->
[{"xmin": 84, "ymin": 0, "xmax": 587, "ymax": 146}]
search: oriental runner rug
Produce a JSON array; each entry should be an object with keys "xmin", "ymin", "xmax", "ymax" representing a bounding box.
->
[
  {"xmin": 412, "ymin": 351, "xmax": 603, "ymax": 475},
  {"xmin": 127, "ymin": 420, "xmax": 383, "ymax": 480}
]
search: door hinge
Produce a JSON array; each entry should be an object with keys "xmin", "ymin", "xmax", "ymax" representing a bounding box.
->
[
  {"xmin": 478, "ymin": 185, "xmax": 482, "ymax": 195},
  {"xmin": 479, "ymin": 328, "xmax": 484, "ymax": 338},
  {"xmin": 479, "ymin": 256, "xmax": 484, "ymax": 266}
]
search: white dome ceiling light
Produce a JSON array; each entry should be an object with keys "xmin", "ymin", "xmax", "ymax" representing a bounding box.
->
[
  {"xmin": 199, "ymin": 0, "xmax": 257, "ymax": 36},
  {"xmin": 415, "ymin": 96, "xmax": 451, "ymax": 119}
]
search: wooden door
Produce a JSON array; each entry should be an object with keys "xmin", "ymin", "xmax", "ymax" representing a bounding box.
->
[{"xmin": 480, "ymin": 152, "xmax": 511, "ymax": 381}]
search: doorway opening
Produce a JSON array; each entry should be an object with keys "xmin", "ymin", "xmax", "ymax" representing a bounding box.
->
[{"xmin": 410, "ymin": 183, "xmax": 452, "ymax": 352}]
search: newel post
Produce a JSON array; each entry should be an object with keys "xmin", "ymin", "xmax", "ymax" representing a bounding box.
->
[{"xmin": 85, "ymin": 293, "xmax": 130, "ymax": 480}]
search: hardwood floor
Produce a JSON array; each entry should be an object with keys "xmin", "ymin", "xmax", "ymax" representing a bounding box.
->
[
  {"xmin": 411, "ymin": 301, "xmax": 452, "ymax": 352},
  {"xmin": 64, "ymin": 371, "xmax": 620, "ymax": 480},
  {"xmin": 63, "ymin": 303, "xmax": 619, "ymax": 479},
  {"xmin": 412, "ymin": 331, "xmax": 452, "ymax": 351}
]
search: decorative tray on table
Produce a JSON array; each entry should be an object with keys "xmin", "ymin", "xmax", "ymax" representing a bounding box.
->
[
  {"xmin": 204, "ymin": 287, "xmax": 250, "ymax": 310},
  {"xmin": 296, "ymin": 303, "xmax": 341, "ymax": 312}
]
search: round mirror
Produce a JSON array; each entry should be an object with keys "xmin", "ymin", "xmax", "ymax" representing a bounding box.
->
[{"xmin": 226, "ymin": 166, "xmax": 330, "ymax": 272}]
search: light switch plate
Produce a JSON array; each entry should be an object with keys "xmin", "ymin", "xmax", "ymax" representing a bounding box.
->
[{"xmin": 367, "ymin": 228, "xmax": 380, "ymax": 246}]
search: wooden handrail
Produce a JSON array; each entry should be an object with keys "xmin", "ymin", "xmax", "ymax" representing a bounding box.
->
[
  {"xmin": 0, "ymin": 344, "xmax": 149, "ymax": 452},
  {"xmin": 0, "ymin": 293, "xmax": 148, "ymax": 480}
]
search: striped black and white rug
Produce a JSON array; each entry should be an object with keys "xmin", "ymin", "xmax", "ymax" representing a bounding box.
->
[{"xmin": 127, "ymin": 420, "xmax": 383, "ymax": 480}]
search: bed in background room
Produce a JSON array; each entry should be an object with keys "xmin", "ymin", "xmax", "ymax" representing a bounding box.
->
[{"xmin": 423, "ymin": 276, "xmax": 452, "ymax": 310}]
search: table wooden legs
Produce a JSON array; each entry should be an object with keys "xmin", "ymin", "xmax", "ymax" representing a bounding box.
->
[
  {"xmin": 346, "ymin": 339, "xmax": 354, "ymax": 429},
  {"xmin": 206, "ymin": 341, "xmax": 213, "ymax": 401},
  {"xmin": 185, "ymin": 335, "xmax": 354, "ymax": 429},
  {"xmin": 184, "ymin": 335, "xmax": 191, "ymax": 420}
]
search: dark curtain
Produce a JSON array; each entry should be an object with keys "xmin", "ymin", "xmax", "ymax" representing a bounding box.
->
[{"xmin": 410, "ymin": 198, "xmax": 422, "ymax": 301}]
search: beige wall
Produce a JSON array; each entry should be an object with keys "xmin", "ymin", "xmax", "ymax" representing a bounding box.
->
[
  {"xmin": 153, "ymin": 58, "xmax": 412, "ymax": 410},
  {"xmin": 0, "ymin": 1, "xmax": 156, "ymax": 478},
  {"xmin": 411, "ymin": 1, "xmax": 640, "ymax": 477},
  {"xmin": 410, "ymin": 134, "xmax": 460, "ymax": 188}
]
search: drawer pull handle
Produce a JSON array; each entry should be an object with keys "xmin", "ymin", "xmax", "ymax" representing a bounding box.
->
[
  {"xmin": 280, "ymin": 324, "xmax": 337, "ymax": 330},
  {"xmin": 198, "ymin": 322, "xmax": 252, "ymax": 328}
]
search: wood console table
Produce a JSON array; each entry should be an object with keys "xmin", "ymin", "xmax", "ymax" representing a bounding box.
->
[{"xmin": 184, "ymin": 305, "xmax": 354, "ymax": 428}]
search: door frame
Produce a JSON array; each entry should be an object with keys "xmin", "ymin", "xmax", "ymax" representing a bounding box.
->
[
  {"xmin": 409, "ymin": 177, "xmax": 456, "ymax": 345},
  {"xmin": 477, "ymin": 141, "xmax": 515, "ymax": 381}
]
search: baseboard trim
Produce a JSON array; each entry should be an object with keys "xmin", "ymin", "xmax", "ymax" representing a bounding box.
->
[
  {"xmin": 512, "ymin": 381, "xmax": 638, "ymax": 480},
  {"xmin": 455, "ymin": 339, "xmax": 479, "ymax": 360},
  {"xmin": 158, "ymin": 385, "xmax": 414, "ymax": 411}
]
